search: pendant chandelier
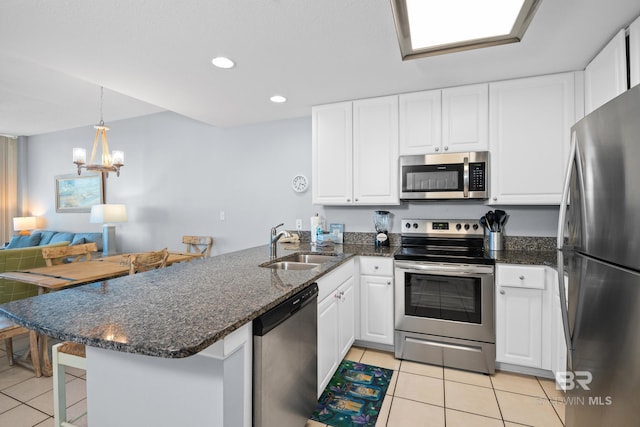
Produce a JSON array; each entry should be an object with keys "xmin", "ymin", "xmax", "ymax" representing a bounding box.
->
[{"xmin": 72, "ymin": 86, "xmax": 124, "ymax": 177}]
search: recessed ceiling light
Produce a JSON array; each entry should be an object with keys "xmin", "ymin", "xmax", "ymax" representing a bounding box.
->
[
  {"xmin": 270, "ymin": 95, "xmax": 287, "ymax": 103},
  {"xmin": 391, "ymin": 0, "xmax": 541, "ymax": 59},
  {"xmin": 211, "ymin": 56, "xmax": 235, "ymax": 69}
]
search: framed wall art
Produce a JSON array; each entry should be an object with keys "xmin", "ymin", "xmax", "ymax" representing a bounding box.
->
[{"xmin": 55, "ymin": 173, "xmax": 104, "ymax": 213}]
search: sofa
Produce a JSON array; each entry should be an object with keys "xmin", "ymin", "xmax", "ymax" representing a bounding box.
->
[
  {"xmin": 2, "ymin": 230, "xmax": 103, "ymax": 252},
  {"xmin": 0, "ymin": 241, "xmax": 71, "ymax": 304}
]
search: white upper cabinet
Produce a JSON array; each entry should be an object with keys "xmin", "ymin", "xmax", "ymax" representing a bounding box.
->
[
  {"xmin": 312, "ymin": 102, "xmax": 353, "ymax": 205},
  {"xmin": 630, "ymin": 15, "xmax": 640, "ymax": 88},
  {"xmin": 353, "ymin": 96, "xmax": 399, "ymax": 205},
  {"xmin": 489, "ymin": 73, "xmax": 576, "ymax": 205},
  {"xmin": 584, "ymin": 29, "xmax": 627, "ymax": 114},
  {"xmin": 312, "ymin": 97, "xmax": 399, "ymax": 206},
  {"xmin": 399, "ymin": 84, "xmax": 488, "ymax": 155},
  {"xmin": 399, "ymin": 90, "xmax": 442, "ymax": 154},
  {"xmin": 442, "ymin": 84, "xmax": 489, "ymax": 153}
]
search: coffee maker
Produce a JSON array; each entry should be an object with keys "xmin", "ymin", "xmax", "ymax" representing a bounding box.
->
[{"xmin": 374, "ymin": 210, "xmax": 391, "ymax": 247}]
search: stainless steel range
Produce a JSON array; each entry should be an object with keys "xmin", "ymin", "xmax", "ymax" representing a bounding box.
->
[{"xmin": 394, "ymin": 219, "xmax": 496, "ymax": 374}]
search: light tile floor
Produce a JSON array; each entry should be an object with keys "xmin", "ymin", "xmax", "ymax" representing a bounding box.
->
[
  {"xmin": 2, "ymin": 337, "xmax": 564, "ymax": 427},
  {"xmin": 0, "ymin": 335, "xmax": 88, "ymax": 427},
  {"xmin": 308, "ymin": 346, "xmax": 566, "ymax": 427}
]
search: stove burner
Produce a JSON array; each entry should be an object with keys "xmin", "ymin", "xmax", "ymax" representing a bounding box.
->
[{"xmin": 395, "ymin": 219, "xmax": 494, "ymax": 265}]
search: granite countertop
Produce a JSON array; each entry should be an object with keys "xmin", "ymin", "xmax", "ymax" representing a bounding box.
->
[
  {"xmin": 0, "ymin": 243, "xmax": 392, "ymax": 359},
  {"xmin": 0, "ymin": 239, "xmax": 554, "ymax": 360}
]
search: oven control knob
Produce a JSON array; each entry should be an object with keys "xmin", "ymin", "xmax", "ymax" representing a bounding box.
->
[
  {"xmin": 405, "ymin": 223, "xmax": 411, "ymax": 229},
  {"xmin": 456, "ymin": 223, "xmax": 461, "ymax": 230},
  {"xmin": 473, "ymin": 224, "xmax": 479, "ymax": 230},
  {"xmin": 464, "ymin": 224, "xmax": 470, "ymax": 230},
  {"xmin": 413, "ymin": 223, "xmax": 418, "ymax": 229}
]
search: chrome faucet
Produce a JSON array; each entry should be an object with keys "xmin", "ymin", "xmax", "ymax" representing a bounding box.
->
[{"xmin": 270, "ymin": 223, "xmax": 292, "ymax": 259}]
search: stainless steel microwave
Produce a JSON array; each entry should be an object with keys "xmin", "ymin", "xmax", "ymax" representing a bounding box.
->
[{"xmin": 400, "ymin": 151, "xmax": 489, "ymax": 200}]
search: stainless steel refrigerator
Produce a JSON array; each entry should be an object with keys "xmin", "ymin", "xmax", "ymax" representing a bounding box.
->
[{"xmin": 557, "ymin": 84, "xmax": 640, "ymax": 426}]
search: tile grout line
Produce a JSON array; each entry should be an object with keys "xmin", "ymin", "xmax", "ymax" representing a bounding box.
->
[
  {"xmin": 536, "ymin": 376, "xmax": 566, "ymax": 426},
  {"xmin": 489, "ymin": 373, "xmax": 507, "ymax": 425}
]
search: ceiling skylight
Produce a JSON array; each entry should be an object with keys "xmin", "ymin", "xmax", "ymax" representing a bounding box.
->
[{"xmin": 391, "ymin": 0, "xmax": 541, "ymax": 60}]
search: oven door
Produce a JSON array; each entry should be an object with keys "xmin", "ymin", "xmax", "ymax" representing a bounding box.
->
[{"xmin": 394, "ymin": 261, "xmax": 495, "ymax": 343}]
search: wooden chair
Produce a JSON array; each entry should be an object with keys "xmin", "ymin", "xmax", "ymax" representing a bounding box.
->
[
  {"xmin": 42, "ymin": 242, "xmax": 99, "ymax": 266},
  {"xmin": 0, "ymin": 317, "xmax": 41, "ymax": 377},
  {"xmin": 182, "ymin": 236, "xmax": 213, "ymax": 258},
  {"xmin": 129, "ymin": 248, "xmax": 169, "ymax": 274}
]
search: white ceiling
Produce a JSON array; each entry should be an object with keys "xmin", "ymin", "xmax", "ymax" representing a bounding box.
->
[{"xmin": 1, "ymin": 0, "xmax": 640, "ymax": 137}]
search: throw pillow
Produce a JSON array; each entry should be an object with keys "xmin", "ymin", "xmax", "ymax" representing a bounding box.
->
[{"xmin": 5, "ymin": 234, "xmax": 42, "ymax": 249}]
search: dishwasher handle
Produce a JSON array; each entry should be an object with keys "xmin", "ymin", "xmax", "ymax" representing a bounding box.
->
[{"xmin": 253, "ymin": 283, "xmax": 318, "ymax": 336}]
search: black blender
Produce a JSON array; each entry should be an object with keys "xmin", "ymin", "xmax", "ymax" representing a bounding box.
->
[{"xmin": 374, "ymin": 210, "xmax": 391, "ymax": 247}]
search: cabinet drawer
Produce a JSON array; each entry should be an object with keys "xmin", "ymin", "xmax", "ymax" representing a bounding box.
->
[
  {"xmin": 497, "ymin": 264, "xmax": 546, "ymax": 289},
  {"xmin": 359, "ymin": 257, "xmax": 393, "ymax": 276},
  {"xmin": 317, "ymin": 259, "xmax": 355, "ymax": 301}
]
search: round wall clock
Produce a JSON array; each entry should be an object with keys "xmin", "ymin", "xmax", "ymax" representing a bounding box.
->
[{"xmin": 292, "ymin": 174, "xmax": 309, "ymax": 193}]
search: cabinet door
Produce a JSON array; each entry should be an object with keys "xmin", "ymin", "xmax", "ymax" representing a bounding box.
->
[
  {"xmin": 496, "ymin": 286, "xmax": 543, "ymax": 368},
  {"xmin": 312, "ymin": 102, "xmax": 353, "ymax": 205},
  {"xmin": 360, "ymin": 275, "xmax": 394, "ymax": 345},
  {"xmin": 585, "ymin": 29, "xmax": 627, "ymax": 114},
  {"xmin": 442, "ymin": 84, "xmax": 488, "ymax": 152},
  {"xmin": 399, "ymin": 90, "xmax": 442, "ymax": 154},
  {"xmin": 317, "ymin": 292, "xmax": 340, "ymax": 397},
  {"xmin": 338, "ymin": 277, "xmax": 356, "ymax": 359},
  {"xmin": 630, "ymin": 15, "xmax": 640, "ymax": 89},
  {"xmin": 353, "ymin": 96, "xmax": 400, "ymax": 205},
  {"xmin": 489, "ymin": 73, "xmax": 575, "ymax": 205}
]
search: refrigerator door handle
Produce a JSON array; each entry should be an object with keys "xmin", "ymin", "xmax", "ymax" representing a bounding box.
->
[
  {"xmin": 556, "ymin": 250, "xmax": 574, "ymax": 370},
  {"xmin": 557, "ymin": 130, "xmax": 577, "ymax": 250}
]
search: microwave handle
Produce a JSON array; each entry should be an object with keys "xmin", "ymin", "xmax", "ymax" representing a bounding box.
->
[{"xmin": 463, "ymin": 156, "xmax": 469, "ymax": 198}]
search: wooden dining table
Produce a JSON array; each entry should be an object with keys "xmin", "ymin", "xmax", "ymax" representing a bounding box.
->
[{"xmin": 0, "ymin": 250, "xmax": 204, "ymax": 375}]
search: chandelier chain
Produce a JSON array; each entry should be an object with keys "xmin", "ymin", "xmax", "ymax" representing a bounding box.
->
[{"xmin": 99, "ymin": 86, "xmax": 105, "ymax": 126}]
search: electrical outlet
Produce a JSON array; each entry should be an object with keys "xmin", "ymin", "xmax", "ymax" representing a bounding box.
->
[{"xmin": 296, "ymin": 219, "xmax": 303, "ymax": 231}]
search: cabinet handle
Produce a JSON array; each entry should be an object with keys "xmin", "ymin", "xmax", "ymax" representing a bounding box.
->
[
  {"xmin": 435, "ymin": 147, "xmax": 440, "ymax": 152},
  {"xmin": 374, "ymin": 265, "xmax": 379, "ymax": 270},
  {"xmin": 444, "ymin": 146, "xmax": 449, "ymax": 151},
  {"xmin": 355, "ymin": 198, "xmax": 359, "ymax": 202},
  {"xmin": 493, "ymin": 197, "xmax": 497, "ymax": 201},
  {"xmin": 346, "ymin": 198, "xmax": 351, "ymax": 202},
  {"xmin": 387, "ymin": 281, "xmax": 391, "ymax": 285},
  {"xmin": 500, "ymin": 289, "xmax": 505, "ymax": 295},
  {"xmin": 519, "ymin": 275, "xmax": 525, "ymax": 280}
]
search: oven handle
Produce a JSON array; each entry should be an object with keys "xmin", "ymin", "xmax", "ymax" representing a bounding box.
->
[
  {"xmin": 395, "ymin": 262, "xmax": 494, "ymax": 275},
  {"xmin": 406, "ymin": 337, "xmax": 482, "ymax": 353}
]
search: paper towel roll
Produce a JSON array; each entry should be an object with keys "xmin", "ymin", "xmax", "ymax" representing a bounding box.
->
[{"xmin": 310, "ymin": 214, "xmax": 324, "ymax": 243}]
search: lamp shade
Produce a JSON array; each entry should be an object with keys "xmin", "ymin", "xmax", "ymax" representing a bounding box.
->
[
  {"xmin": 90, "ymin": 204, "xmax": 128, "ymax": 224},
  {"xmin": 13, "ymin": 216, "xmax": 37, "ymax": 231}
]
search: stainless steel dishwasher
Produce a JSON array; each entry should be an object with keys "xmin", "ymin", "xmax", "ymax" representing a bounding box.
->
[{"xmin": 253, "ymin": 283, "xmax": 318, "ymax": 427}]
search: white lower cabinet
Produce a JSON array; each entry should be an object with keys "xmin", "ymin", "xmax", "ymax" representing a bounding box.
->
[
  {"xmin": 495, "ymin": 264, "xmax": 552, "ymax": 371},
  {"xmin": 359, "ymin": 257, "xmax": 394, "ymax": 346},
  {"xmin": 317, "ymin": 259, "xmax": 355, "ymax": 397}
]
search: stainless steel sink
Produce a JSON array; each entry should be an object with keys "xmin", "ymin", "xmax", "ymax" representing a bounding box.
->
[
  {"xmin": 281, "ymin": 253, "xmax": 336, "ymax": 264},
  {"xmin": 265, "ymin": 261, "xmax": 321, "ymax": 270}
]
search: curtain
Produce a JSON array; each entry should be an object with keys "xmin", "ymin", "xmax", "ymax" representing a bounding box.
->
[{"xmin": 0, "ymin": 136, "xmax": 18, "ymax": 245}]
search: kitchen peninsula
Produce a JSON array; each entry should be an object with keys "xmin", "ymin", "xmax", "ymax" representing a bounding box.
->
[{"xmin": 0, "ymin": 244, "xmax": 372, "ymax": 427}]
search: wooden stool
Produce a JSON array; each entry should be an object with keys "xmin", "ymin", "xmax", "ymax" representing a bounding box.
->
[{"xmin": 53, "ymin": 342, "xmax": 86, "ymax": 427}]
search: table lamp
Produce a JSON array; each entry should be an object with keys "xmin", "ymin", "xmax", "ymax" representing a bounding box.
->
[
  {"xmin": 90, "ymin": 204, "xmax": 127, "ymax": 256},
  {"xmin": 13, "ymin": 216, "xmax": 37, "ymax": 236}
]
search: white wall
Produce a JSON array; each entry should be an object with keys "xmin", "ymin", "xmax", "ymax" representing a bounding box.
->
[{"xmin": 23, "ymin": 111, "xmax": 559, "ymax": 256}]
